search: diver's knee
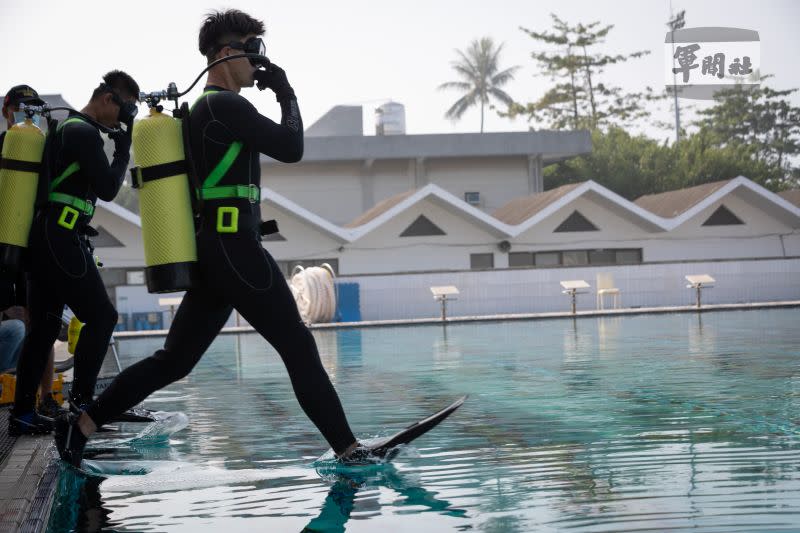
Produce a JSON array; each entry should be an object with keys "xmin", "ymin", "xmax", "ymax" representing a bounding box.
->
[{"xmin": 151, "ymin": 349, "xmax": 193, "ymax": 382}]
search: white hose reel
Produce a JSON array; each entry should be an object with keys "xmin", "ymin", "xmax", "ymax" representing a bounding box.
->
[{"xmin": 289, "ymin": 263, "xmax": 337, "ymax": 324}]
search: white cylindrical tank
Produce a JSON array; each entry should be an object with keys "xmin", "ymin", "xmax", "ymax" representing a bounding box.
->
[{"xmin": 375, "ymin": 101, "xmax": 406, "ymax": 135}]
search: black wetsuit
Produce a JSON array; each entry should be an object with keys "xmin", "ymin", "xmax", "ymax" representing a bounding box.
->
[
  {"xmin": 12, "ymin": 114, "xmax": 127, "ymax": 415},
  {"xmin": 85, "ymin": 86, "xmax": 357, "ymax": 454},
  {"xmin": 0, "ymin": 271, "xmax": 25, "ymax": 312}
]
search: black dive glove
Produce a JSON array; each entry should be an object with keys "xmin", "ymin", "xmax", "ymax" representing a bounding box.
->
[
  {"xmin": 254, "ymin": 64, "xmax": 295, "ymax": 101},
  {"xmin": 123, "ymin": 116, "xmax": 135, "ymax": 135},
  {"xmin": 109, "ymin": 124, "xmax": 132, "ymax": 155}
]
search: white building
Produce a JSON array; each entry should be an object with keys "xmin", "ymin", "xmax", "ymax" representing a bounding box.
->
[{"xmin": 91, "ymin": 176, "xmax": 800, "ymax": 325}]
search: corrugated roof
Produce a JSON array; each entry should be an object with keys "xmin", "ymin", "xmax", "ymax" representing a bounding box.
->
[
  {"xmin": 345, "ymin": 190, "xmax": 416, "ymax": 228},
  {"xmin": 491, "ymin": 183, "xmax": 583, "ymax": 225},
  {"xmin": 778, "ymin": 189, "xmax": 800, "ymax": 208},
  {"xmin": 634, "ymin": 179, "xmax": 732, "ymax": 217}
]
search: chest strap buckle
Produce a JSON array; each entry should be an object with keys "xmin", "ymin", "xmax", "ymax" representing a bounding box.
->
[{"xmin": 216, "ymin": 206, "xmax": 239, "ymax": 233}]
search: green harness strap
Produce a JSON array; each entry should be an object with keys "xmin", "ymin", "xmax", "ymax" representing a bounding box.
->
[
  {"xmin": 48, "ymin": 192, "xmax": 94, "ymax": 217},
  {"xmin": 48, "ymin": 161, "xmax": 80, "ymax": 193},
  {"xmin": 200, "ymin": 183, "xmax": 259, "ymax": 202},
  {"xmin": 48, "ymin": 117, "xmax": 94, "ymax": 217},
  {"xmin": 191, "ymin": 90, "xmax": 255, "ymax": 203},
  {"xmin": 50, "ymin": 117, "xmax": 87, "ymax": 191},
  {"xmin": 202, "ymin": 141, "xmax": 244, "ymax": 191}
]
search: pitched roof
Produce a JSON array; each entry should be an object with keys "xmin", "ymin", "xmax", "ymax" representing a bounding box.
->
[
  {"xmin": 96, "ymin": 200, "xmax": 141, "ymax": 227},
  {"xmin": 345, "ymin": 190, "xmax": 416, "ymax": 228},
  {"xmin": 492, "ymin": 183, "xmax": 583, "ymax": 225},
  {"xmin": 346, "ymin": 184, "xmax": 513, "ymax": 239},
  {"xmin": 634, "ymin": 179, "xmax": 733, "ymax": 217},
  {"xmin": 260, "ymin": 187, "xmax": 353, "ymax": 242},
  {"xmin": 504, "ymin": 181, "xmax": 668, "ymax": 236},
  {"xmin": 634, "ymin": 177, "xmax": 800, "ymax": 229},
  {"xmin": 779, "ymin": 189, "xmax": 800, "ymax": 208}
]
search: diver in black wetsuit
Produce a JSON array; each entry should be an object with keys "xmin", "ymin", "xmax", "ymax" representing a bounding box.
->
[
  {"xmin": 56, "ymin": 9, "xmax": 370, "ymax": 465},
  {"xmin": 9, "ymin": 72, "xmax": 140, "ymax": 435},
  {"xmin": 1, "ymin": 85, "xmax": 65, "ymax": 422}
]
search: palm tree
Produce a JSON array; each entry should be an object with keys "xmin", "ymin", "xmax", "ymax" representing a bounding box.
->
[{"xmin": 438, "ymin": 37, "xmax": 519, "ymax": 132}]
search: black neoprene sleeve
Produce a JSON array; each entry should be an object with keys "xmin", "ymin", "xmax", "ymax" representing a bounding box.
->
[
  {"xmin": 206, "ymin": 92, "xmax": 303, "ymax": 163},
  {"xmin": 66, "ymin": 122, "xmax": 128, "ymax": 201}
]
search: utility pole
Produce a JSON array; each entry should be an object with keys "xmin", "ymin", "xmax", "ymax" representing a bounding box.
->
[{"xmin": 667, "ymin": 5, "xmax": 686, "ymax": 145}]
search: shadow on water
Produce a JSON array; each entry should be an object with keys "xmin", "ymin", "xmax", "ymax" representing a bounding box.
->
[
  {"xmin": 48, "ymin": 458, "xmax": 468, "ymax": 533},
  {"xmin": 47, "ymin": 465, "xmax": 111, "ymax": 533},
  {"xmin": 303, "ymin": 462, "xmax": 468, "ymax": 532}
]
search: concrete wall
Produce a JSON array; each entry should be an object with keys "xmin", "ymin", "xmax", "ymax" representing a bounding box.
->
[
  {"xmin": 371, "ymin": 160, "xmax": 415, "ymax": 207},
  {"xmin": 110, "ymin": 257, "xmax": 800, "ymax": 327},
  {"xmin": 260, "ymin": 155, "xmax": 533, "ymax": 224},
  {"xmin": 343, "ymin": 258, "xmax": 800, "ymax": 321},
  {"xmin": 783, "ymin": 233, "xmax": 800, "ymax": 256},
  {"xmin": 263, "ymin": 161, "xmax": 363, "ymax": 225},
  {"xmin": 425, "ymin": 157, "xmax": 530, "ymax": 211}
]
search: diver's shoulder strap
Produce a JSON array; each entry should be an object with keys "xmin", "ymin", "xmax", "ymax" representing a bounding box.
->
[
  {"xmin": 191, "ymin": 89, "xmax": 221, "ymax": 112},
  {"xmin": 191, "ymin": 89, "xmax": 248, "ymax": 200},
  {"xmin": 47, "ymin": 151, "xmax": 92, "ymax": 215},
  {"xmin": 50, "ymin": 116, "xmax": 89, "ymax": 192},
  {"xmin": 202, "ymin": 141, "xmax": 244, "ymax": 190},
  {"xmin": 56, "ymin": 116, "xmax": 87, "ymax": 133},
  {"xmin": 178, "ymin": 101, "xmax": 203, "ymax": 216},
  {"xmin": 49, "ymin": 161, "xmax": 80, "ymax": 192},
  {"xmin": 47, "ymin": 117, "xmax": 93, "ymax": 215}
]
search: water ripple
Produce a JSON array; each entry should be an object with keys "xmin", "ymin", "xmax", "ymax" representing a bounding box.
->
[{"xmin": 46, "ymin": 309, "xmax": 800, "ymax": 532}]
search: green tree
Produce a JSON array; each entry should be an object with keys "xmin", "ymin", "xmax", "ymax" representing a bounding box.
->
[
  {"xmin": 695, "ymin": 78, "xmax": 800, "ymax": 189},
  {"xmin": 438, "ymin": 37, "xmax": 519, "ymax": 132},
  {"xmin": 545, "ymin": 127, "xmax": 667, "ymax": 198},
  {"xmin": 506, "ymin": 15, "xmax": 652, "ymax": 130},
  {"xmin": 545, "ymin": 126, "xmax": 780, "ymax": 199},
  {"xmin": 671, "ymin": 127, "xmax": 777, "ymax": 189}
]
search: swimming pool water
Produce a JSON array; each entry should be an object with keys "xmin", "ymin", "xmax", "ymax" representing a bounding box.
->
[{"xmin": 48, "ymin": 308, "xmax": 800, "ymax": 532}]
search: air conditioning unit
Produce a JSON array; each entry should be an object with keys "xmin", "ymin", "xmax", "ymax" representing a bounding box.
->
[{"xmin": 464, "ymin": 191, "xmax": 480, "ymax": 206}]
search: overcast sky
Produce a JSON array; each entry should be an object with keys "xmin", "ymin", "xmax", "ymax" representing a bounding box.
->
[{"xmin": 1, "ymin": 0, "xmax": 798, "ymax": 141}]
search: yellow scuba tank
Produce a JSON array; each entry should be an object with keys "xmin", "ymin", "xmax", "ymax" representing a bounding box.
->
[
  {"xmin": 130, "ymin": 108, "xmax": 198, "ymax": 293},
  {"xmin": 67, "ymin": 315, "xmax": 83, "ymax": 354},
  {"xmin": 0, "ymin": 117, "xmax": 46, "ymax": 271}
]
